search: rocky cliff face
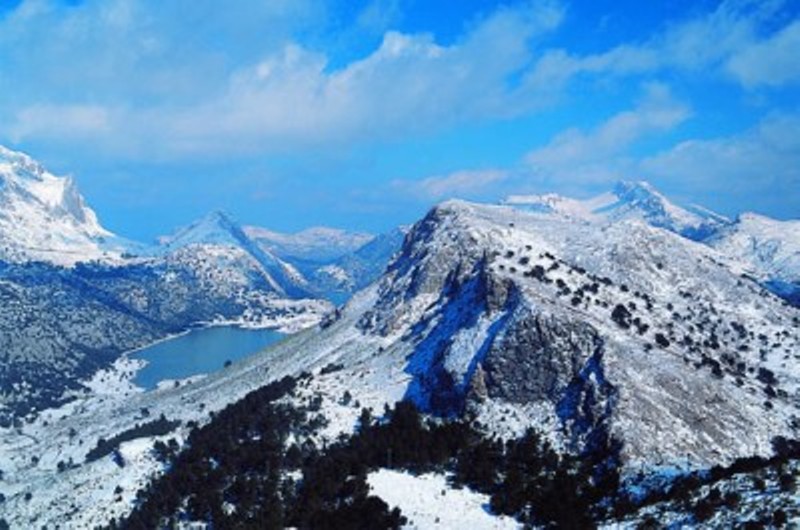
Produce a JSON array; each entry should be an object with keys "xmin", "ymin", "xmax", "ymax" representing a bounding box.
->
[
  {"xmin": 482, "ymin": 304, "xmax": 603, "ymax": 405},
  {"xmin": 352, "ymin": 200, "xmax": 799, "ymax": 468}
]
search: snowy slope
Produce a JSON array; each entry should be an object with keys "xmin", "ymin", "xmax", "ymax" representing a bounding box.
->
[
  {"xmin": 157, "ymin": 210, "xmax": 313, "ymax": 298},
  {"xmin": 368, "ymin": 470, "xmax": 520, "ymax": 529},
  {"xmin": 707, "ymin": 213, "xmax": 800, "ymax": 304},
  {"xmin": 0, "ymin": 146, "xmax": 128, "ymax": 265},
  {"xmin": 3, "ymin": 198, "xmax": 797, "ymax": 528}
]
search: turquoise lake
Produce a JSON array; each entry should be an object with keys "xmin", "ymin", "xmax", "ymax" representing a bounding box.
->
[{"xmin": 130, "ymin": 326, "xmax": 285, "ymax": 390}]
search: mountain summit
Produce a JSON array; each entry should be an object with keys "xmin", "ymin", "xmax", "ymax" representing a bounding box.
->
[
  {"xmin": 158, "ymin": 210, "xmax": 248, "ymax": 249},
  {"xmin": 157, "ymin": 209, "xmax": 314, "ymax": 299},
  {"xmin": 503, "ymin": 180, "xmax": 800, "ymax": 305},
  {"xmin": 504, "ymin": 180, "xmax": 731, "ymax": 240},
  {"xmin": 0, "ymin": 145, "xmax": 125, "ymax": 265}
]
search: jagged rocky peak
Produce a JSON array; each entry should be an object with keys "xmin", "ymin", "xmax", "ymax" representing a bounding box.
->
[
  {"xmin": 0, "ymin": 145, "xmax": 123, "ymax": 265},
  {"xmin": 0, "ymin": 145, "xmax": 107, "ymax": 233},
  {"xmin": 0, "ymin": 144, "xmax": 46, "ymax": 180},
  {"xmin": 359, "ymin": 200, "xmax": 491, "ymax": 336}
]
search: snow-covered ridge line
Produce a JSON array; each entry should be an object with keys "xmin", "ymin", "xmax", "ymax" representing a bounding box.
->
[
  {"xmin": 501, "ymin": 179, "xmax": 732, "ymax": 239},
  {"xmin": 502, "ymin": 180, "xmax": 799, "ymax": 305}
]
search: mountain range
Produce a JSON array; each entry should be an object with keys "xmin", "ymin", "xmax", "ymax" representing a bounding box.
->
[
  {"xmin": 0, "ymin": 146, "xmax": 402, "ymax": 423},
  {"xmin": 504, "ymin": 180, "xmax": 800, "ymax": 305},
  {"xmin": 0, "ymin": 146, "xmax": 798, "ymax": 527}
]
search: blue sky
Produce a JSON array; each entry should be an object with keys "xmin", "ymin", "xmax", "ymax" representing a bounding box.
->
[{"xmin": 0, "ymin": 0, "xmax": 798, "ymax": 240}]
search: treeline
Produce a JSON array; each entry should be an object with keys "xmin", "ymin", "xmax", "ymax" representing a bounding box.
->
[
  {"xmin": 112, "ymin": 373, "xmax": 799, "ymax": 529},
  {"xmin": 114, "ymin": 377, "xmax": 623, "ymax": 530},
  {"xmin": 116, "ymin": 375, "xmax": 307, "ymax": 529},
  {"xmin": 86, "ymin": 415, "xmax": 180, "ymax": 463},
  {"xmin": 292, "ymin": 401, "xmax": 622, "ymax": 529}
]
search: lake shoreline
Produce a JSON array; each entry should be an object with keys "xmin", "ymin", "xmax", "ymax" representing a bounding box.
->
[{"xmin": 126, "ymin": 324, "xmax": 288, "ymax": 391}]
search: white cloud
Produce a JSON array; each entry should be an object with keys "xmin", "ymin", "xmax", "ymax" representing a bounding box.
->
[
  {"xmin": 524, "ymin": 83, "xmax": 690, "ymax": 185},
  {"xmin": 640, "ymin": 114, "xmax": 800, "ymax": 195},
  {"xmin": 726, "ymin": 20, "xmax": 800, "ymax": 87},
  {"xmin": 159, "ymin": 1, "xmax": 565, "ymax": 156},
  {"xmin": 394, "ymin": 168, "xmax": 509, "ymax": 200},
  {"xmin": 8, "ymin": 104, "xmax": 112, "ymax": 142},
  {"xmin": 523, "ymin": 0, "xmax": 799, "ymax": 91},
  {"xmin": 0, "ymin": 0, "xmax": 795, "ymax": 168},
  {"xmin": 0, "ymin": 0, "xmax": 565, "ymax": 158}
]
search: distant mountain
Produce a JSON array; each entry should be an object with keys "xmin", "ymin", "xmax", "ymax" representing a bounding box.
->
[
  {"xmin": 239, "ymin": 223, "xmax": 406, "ymax": 303},
  {"xmin": 504, "ymin": 180, "xmax": 799, "ymax": 306},
  {"xmin": 504, "ymin": 180, "xmax": 731, "ymax": 240},
  {"xmin": 0, "ymin": 145, "xmax": 402, "ymax": 424},
  {"xmin": 244, "ymin": 225, "xmax": 373, "ymax": 263},
  {"xmin": 305, "ymin": 226, "xmax": 408, "ymax": 301},
  {"xmin": 0, "ymin": 147, "xmax": 332, "ymax": 423},
  {"xmin": 158, "ymin": 210, "xmax": 313, "ymax": 299}
]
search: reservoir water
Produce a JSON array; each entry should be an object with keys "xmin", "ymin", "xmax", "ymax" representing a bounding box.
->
[{"xmin": 130, "ymin": 326, "xmax": 285, "ymax": 390}]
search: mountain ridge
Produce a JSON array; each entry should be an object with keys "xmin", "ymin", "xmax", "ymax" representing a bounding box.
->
[
  {"xmin": 503, "ymin": 180, "xmax": 799, "ymax": 306},
  {"xmin": 503, "ymin": 179, "xmax": 733, "ymax": 240}
]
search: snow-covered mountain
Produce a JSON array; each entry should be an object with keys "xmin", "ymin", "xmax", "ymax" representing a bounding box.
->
[
  {"xmin": 356, "ymin": 200, "xmax": 798, "ymax": 465},
  {"xmin": 0, "ymin": 148, "xmax": 334, "ymax": 424},
  {"xmin": 304, "ymin": 226, "xmax": 408, "ymax": 299},
  {"xmin": 0, "ymin": 146, "xmax": 127, "ymax": 265},
  {"xmin": 0, "ymin": 150, "xmax": 795, "ymax": 526},
  {"xmin": 504, "ymin": 180, "xmax": 800, "ymax": 306},
  {"xmin": 157, "ymin": 212, "xmax": 405, "ymax": 303},
  {"xmin": 504, "ymin": 180, "xmax": 731, "ymax": 240},
  {"xmin": 4, "ymin": 197, "xmax": 797, "ymax": 528},
  {"xmin": 244, "ymin": 225, "xmax": 373, "ymax": 263},
  {"xmin": 707, "ymin": 213, "xmax": 800, "ymax": 305},
  {"xmin": 157, "ymin": 210, "xmax": 313, "ymax": 299},
  {"xmin": 244, "ymin": 224, "xmax": 405, "ymax": 301}
]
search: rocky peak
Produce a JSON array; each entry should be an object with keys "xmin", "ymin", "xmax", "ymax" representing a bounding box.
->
[{"xmin": 353, "ymin": 198, "xmax": 799, "ymax": 468}]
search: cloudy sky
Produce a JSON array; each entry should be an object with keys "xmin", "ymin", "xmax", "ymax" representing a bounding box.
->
[{"xmin": 0, "ymin": 0, "xmax": 798, "ymax": 240}]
